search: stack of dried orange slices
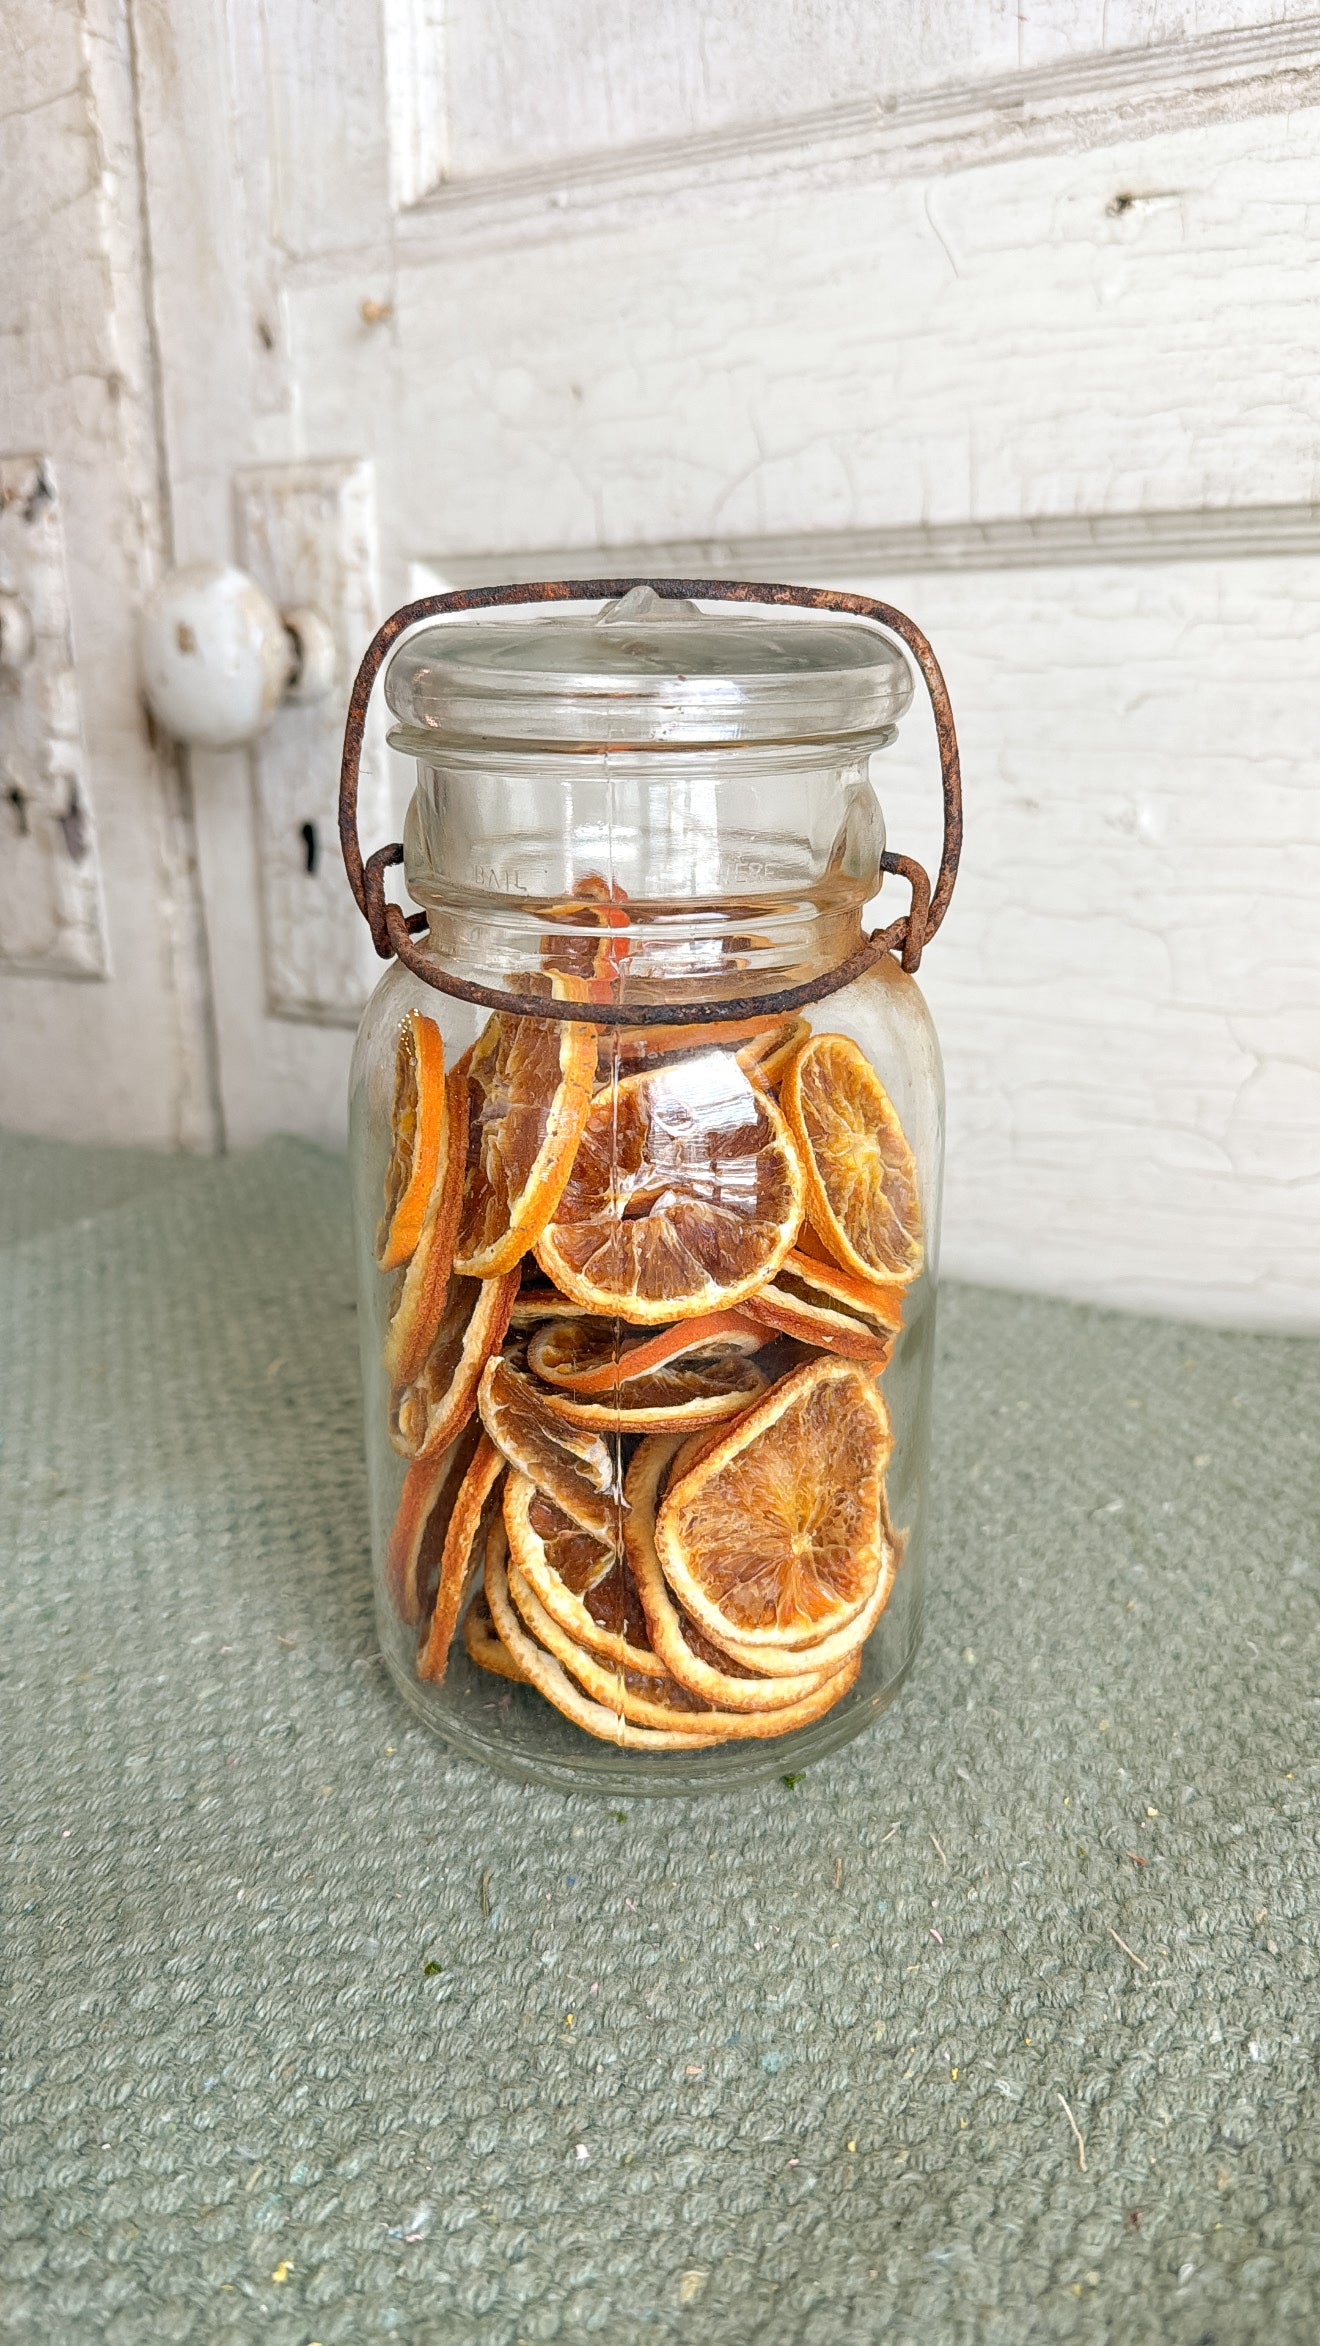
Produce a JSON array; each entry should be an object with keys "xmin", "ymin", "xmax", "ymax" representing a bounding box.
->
[{"xmin": 375, "ymin": 894, "xmax": 922, "ymax": 1748}]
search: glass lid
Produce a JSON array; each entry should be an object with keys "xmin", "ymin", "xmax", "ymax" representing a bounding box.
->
[{"xmin": 384, "ymin": 584, "xmax": 914, "ymax": 750}]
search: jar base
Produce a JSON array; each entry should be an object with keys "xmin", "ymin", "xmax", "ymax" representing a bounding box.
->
[{"xmin": 379, "ymin": 1613, "xmax": 923, "ymax": 1799}]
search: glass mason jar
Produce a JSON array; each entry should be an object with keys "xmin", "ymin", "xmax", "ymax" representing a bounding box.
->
[{"xmin": 342, "ymin": 581, "xmax": 960, "ymax": 1796}]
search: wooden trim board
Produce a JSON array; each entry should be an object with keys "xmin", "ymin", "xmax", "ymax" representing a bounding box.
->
[
  {"xmin": 397, "ymin": 18, "xmax": 1320, "ymax": 257},
  {"xmin": 416, "ymin": 503, "xmax": 1320, "ymax": 590}
]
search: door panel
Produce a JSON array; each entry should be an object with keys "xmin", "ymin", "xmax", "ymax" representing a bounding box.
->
[
  {"xmin": 116, "ymin": 0, "xmax": 1320, "ymax": 1322},
  {"xmin": 436, "ymin": 0, "xmax": 1316, "ymax": 175}
]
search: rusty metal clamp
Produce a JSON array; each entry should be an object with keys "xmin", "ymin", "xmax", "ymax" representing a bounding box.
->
[{"xmin": 339, "ymin": 578, "xmax": 962, "ymax": 1026}]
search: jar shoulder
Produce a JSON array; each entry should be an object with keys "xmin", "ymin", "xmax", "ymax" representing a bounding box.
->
[
  {"xmin": 349, "ymin": 957, "xmax": 489, "ymax": 1111},
  {"xmin": 814, "ymin": 954, "xmax": 945, "ymax": 1100}
]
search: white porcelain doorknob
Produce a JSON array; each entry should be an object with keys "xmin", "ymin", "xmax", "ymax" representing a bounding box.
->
[{"xmin": 139, "ymin": 563, "xmax": 336, "ymax": 750}]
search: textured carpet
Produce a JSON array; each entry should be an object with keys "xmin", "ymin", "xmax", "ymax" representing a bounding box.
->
[{"xmin": 0, "ymin": 1132, "xmax": 1316, "ymax": 2346}]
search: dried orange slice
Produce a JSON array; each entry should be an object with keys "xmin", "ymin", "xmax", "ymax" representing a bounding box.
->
[
  {"xmin": 739, "ymin": 1018, "xmax": 810, "ymax": 1088},
  {"xmin": 541, "ymin": 874, "xmax": 630, "ymax": 1002},
  {"xmin": 389, "ymin": 1270, "xmax": 519, "ymax": 1459},
  {"xmin": 527, "ymin": 1308, "xmax": 768, "ymax": 1431},
  {"xmin": 527, "ymin": 1309, "xmax": 763, "ymax": 1393},
  {"xmin": 416, "ymin": 1434, "xmax": 505, "ymax": 1683},
  {"xmin": 384, "ymin": 1417, "xmax": 482, "ymax": 1624},
  {"xmin": 484, "ymin": 1516, "xmax": 719, "ymax": 1749},
  {"xmin": 743, "ymin": 1277, "xmax": 893, "ymax": 1364},
  {"xmin": 536, "ymin": 1052, "xmax": 804, "ymax": 1323},
  {"xmin": 740, "ymin": 1016, "xmax": 809, "ymax": 1069},
  {"xmin": 503, "ymin": 1472, "xmax": 665, "ymax": 1677},
  {"xmin": 382, "ymin": 1061, "xmax": 471, "ymax": 1388},
  {"xmin": 704, "ymin": 1497, "xmax": 904, "ymax": 1675},
  {"xmin": 453, "ymin": 1012, "xmax": 597, "ymax": 1280},
  {"xmin": 655, "ymin": 1356, "xmax": 893, "ymax": 1651},
  {"xmin": 659, "ymin": 1351, "xmax": 800, "ymax": 1485},
  {"xmin": 477, "ymin": 1355, "xmax": 623, "ymax": 1543},
  {"xmin": 656, "ymin": 1424, "xmax": 903, "ymax": 1677},
  {"xmin": 624, "ymin": 1437, "xmax": 845, "ymax": 1711},
  {"xmin": 667, "ymin": 1421, "xmax": 738, "ymax": 1489},
  {"xmin": 574, "ymin": 872, "xmax": 628, "ymax": 908},
  {"xmin": 533, "ymin": 1345, "xmax": 767, "ymax": 1435},
  {"xmin": 775, "ymin": 1247, "xmax": 907, "ymax": 1333},
  {"xmin": 377, "ymin": 1010, "xmax": 448, "ymax": 1270},
  {"xmin": 508, "ymin": 1555, "xmax": 860, "ymax": 1739},
  {"xmin": 507, "ymin": 1286, "xmax": 592, "ymax": 1328},
  {"xmin": 601, "ymin": 1014, "xmax": 799, "ymax": 1084},
  {"xmin": 781, "ymin": 1033, "xmax": 923, "ymax": 1288},
  {"xmin": 463, "ymin": 1586, "xmax": 526, "ymax": 1682}
]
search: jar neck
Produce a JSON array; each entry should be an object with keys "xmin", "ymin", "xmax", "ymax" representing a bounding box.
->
[
  {"xmin": 400, "ymin": 736, "xmax": 887, "ymax": 1010},
  {"xmin": 417, "ymin": 895, "xmax": 865, "ymax": 1014}
]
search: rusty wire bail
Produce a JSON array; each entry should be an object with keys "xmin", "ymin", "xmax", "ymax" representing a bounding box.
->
[{"xmin": 338, "ymin": 578, "xmax": 962, "ymax": 1027}]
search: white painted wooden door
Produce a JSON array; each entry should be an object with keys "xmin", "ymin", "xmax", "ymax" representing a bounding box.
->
[
  {"xmin": 7, "ymin": 3, "xmax": 1320, "ymax": 1327},
  {"xmin": 1, "ymin": 2, "xmax": 219, "ymax": 1150}
]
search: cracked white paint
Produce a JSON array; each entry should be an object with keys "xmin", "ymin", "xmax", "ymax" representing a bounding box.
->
[
  {"xmin": 436, "ymin": 0, "xmax": 1320, "ymax": 178},
  {"xmin": 854, "ymin": 558, "xmax": 1320, "ymax": 1330},
  {"xmin": 234, "ymin": 461, "xmax": 387, "ymax": 1024},
  {"xmin": 0, "ymin": 0, "xmax": 217, "ymax": 1148},
  {"xmin": 5, "ymin": 0, "xmax": 1318, "ymax": 1321},
  {"xmin": 0, "ymin": 457, "xmax": 109, "ymax": 979}
]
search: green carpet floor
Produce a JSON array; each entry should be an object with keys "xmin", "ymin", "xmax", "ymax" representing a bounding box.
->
[{"xmin": 0, "ymin": 1132, "xmax": 1316, "ymax": 2344}]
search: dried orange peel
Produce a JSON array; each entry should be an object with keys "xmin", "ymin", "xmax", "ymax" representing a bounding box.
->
[
  {"xmin": 781, "ymin": 1032, "xmax": 923, "ymax": 1288},
  {"xmin": 416, "ymin": 1434, "xmax": 506, "ymax": 1683},
  {"xmin": 454, "ymin": 1011, "xmax": 597, "ymax": 1280},
  {"xmin": 503, "ymin": 1471, "xmax": 665, "ymax": 1677},
  {"xmin": 377, "ymin": 1010, "xmax": 448, "ymax": 1271},
  {"xmin": 655, "ymin": 1355, "xmax": 894, "ymax": 1652},
  {"xmin": 537, "ymin": 1051, "xmax": 804, "ymax": 1323}
]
